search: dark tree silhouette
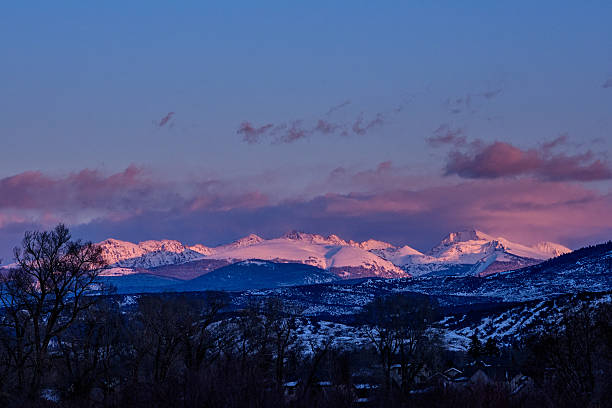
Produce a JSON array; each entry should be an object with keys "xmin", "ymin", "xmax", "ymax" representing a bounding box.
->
[
  {"xmin": 467, "ymin": 331, "xmax": 483, "ymax": 359},
  {"xmin": 483, "ymin": 337, "xmax": 500, "ymax": 357},
  {"xmin": 0, "ymin": 224, "xmax": 106, "ymax": 399},
  {"xmin": 362, "ymin": 293, "xmax": 439, "ymax": 392}
]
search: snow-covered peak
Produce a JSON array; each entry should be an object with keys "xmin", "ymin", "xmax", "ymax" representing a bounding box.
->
[
  {"xmin": 372, "ymin": 244, "xmax": 430, "ymax": 267},
  {"xmin": 224, "ymin": 234, "xmax": 265, "ymax": 249},
  {"xmin": 205, "ymin": 234, "xmax": 407, "ymax": 278},
  {"xmin": 393, "ymin": 244, "xmax": 423, "ymax": 256},
  {"xmin": 282, "ymin": 230, "xmax": 316, "ymax": 241},
  {"xmin": 97, "ymin": 238, "xmax": 206, "ymax": 269},
  {"xmin": 355, "ymin": 239, "xmax": 395, "ymax": 251},
  {"xmin": 532, "ymin": 241, "xmax": 571, "ymax": 257},
  {"xmin": 101, "ymin": 238, "xmax": 131, "ymax": 246},
  {"xmin": 188, "ymin": 244, "xmax": 215, "ymax": 256},
  {"xmin": 138, "ymin": 239, "xmax": 186, "ymax": 253},
  {"xmin": 325, "ymin": 246, "xmax": 408, "ymax": 278},
  {"xmin": 325, "ymin": 234, "xmax": 350, "ymax": 246},
  {"xmin": 428, "ymin": 229, "xmax": 569, "ymax": 263},
  {"xmin": 98, "ymin": 239, "xmax": 146, "ymax": 263},
  {"xmin": 281, "ymin": 231, "xmax": 349, "ymax": 246},
  {"xmin": 439, "ymin": 229, "xmax": 493, "ymax": 245}
]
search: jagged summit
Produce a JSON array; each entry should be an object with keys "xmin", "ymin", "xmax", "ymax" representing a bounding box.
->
[
  {"xmin": 98, "ymin": 238, "xmax": 207, "ymax": 269},
  {"xmin": 281, "ymin": 231, "xmax": 348, "ymax": 246},
  {"xmin": 356, "ymin": 239, "xmax": 395, "ymax": 251},
  {"xmin": 281, "ymin": 231, "xmax": 399, "ymax": 250},
  {"xmin": 225, "ymin": 234, "xmax": 264, "ymax": 248},
  {"xmin": 439, "ymin": 229, "xmax": 493, "ymax": 245},
  {"xmin": 282, "ymin": 230, "xmax": 319, "ymax": 240}
]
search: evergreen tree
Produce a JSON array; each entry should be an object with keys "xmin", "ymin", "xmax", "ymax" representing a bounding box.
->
[
  {"xmin": 467, "ymin": 331, "xmax": 483, "ymax": 359},
  {"xmin": 483, "ymin": 337, "xmax": 500, "ymax": 357}
]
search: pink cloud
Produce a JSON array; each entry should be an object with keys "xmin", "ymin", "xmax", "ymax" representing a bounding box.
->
[
  {"xmin": 437, "ymin": 137, "xmax": 612, "ymax": 181},
  {"xmin": 0, "ymin": 166, "xmax": 162, "ymax": 213},
  {"xmin": 0, "ymin": 164, "xmax": 610, "ymax": 261},
  {"xmin": 55, "ymin": 177, "xmax": 612, "ymax": 256},
  {"xmin": 304, "ymin": 178, "xmax": 612, "ymax": 247}
]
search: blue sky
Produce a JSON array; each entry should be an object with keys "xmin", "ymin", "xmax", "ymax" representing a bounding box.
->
[{"xmin": 0, "ymin": 1, "xmax": 611, "ymax": 257}]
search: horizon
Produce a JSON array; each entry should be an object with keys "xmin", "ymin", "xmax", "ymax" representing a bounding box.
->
[{"xmin": 1, "ymin": 2, "xmax": 611, "ymax": 259}]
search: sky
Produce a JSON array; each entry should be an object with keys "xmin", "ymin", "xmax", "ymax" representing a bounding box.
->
[{"xmin": 1, "ymin": 1, "xmax": 612, "ymax": 260}]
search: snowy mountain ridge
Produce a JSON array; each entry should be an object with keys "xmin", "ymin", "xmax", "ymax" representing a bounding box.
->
[
  {"xmin": 94, "ymin": 228, "xmax": 570, "ymax": 280},
  {"xmin": 426, "ymin": 229, "xmax": 569, "ymax": 263},
  {"xmin": 99, "ymin": 238, "xmax": 212, "ymax": 268}
]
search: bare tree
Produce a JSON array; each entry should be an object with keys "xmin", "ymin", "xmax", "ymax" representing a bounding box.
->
[
  {"xmin": 523, "ymin": 302, "xmax": 612, "ymax": 408},
  {"xmin": 135, "ymin": 295, "xmax": 197, "ymax": 385},
  {"xmin": 232, "ymin": 297, "xmax": 301, "ymax": 389},
  {"xmin": 0, "ymin": 224, "xmax": 106, "ymax": 398},
  {"xmin": 181, "ymin": 292, "xmax": 229, "ymax": 372},
  {"xmin": 362, "ymin": 293, "xmax": 438, "ymax": 392},
  {"xmin": 257, "ymin": 297, "xmax": 300, "ymax": 389},
  {"xmin": 55, "ymin": 298, "xmax": 129, "ymax": 404}
]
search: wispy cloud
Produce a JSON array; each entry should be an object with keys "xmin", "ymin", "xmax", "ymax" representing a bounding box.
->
[
  {"xmin": 237, "ymin": 100, "xmax": 392, "ymax": 144},
  {"xmin": 481, "ymin": 88, "xmax": 502, "ymax": 99},
  {"xmin": 314, "ymin": 119, "xmax": 340, "ymax": 134},
  {"xmin": 275, "ymin": 121, "xmax": 310, "ymax": 144},
  {"xmin": 325, "ymin": 100, "xmax": 351, "ymax": 116},
  {"xmin": 237, "ymin": 121, "xmax": 275, "ymax": 144},
  {"xmin": 237, "ymin": 113, "xmax": 385, "ymax": 144},
  {"xmin": 443, "ymin": 87, "xmax": 503, "ymax": 114},
  {"xmin": 427, "ymin": 124, "xmax": 466, "ymax": 147},
  {"xmin": 351, "ymin": 113, "xmax": 384, "ymax": 136},
  {"xmin": 541, "ymin": 133, "xmax": 569, "ymax": 151},
  {"xmin": 155, "ymin": 112, "xmax": 175, "ymax": 128}
]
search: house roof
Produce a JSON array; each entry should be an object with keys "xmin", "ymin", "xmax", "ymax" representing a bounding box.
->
[{"xmin": 444, "ymin": 367, "xmax": 463, "ymax": 377}]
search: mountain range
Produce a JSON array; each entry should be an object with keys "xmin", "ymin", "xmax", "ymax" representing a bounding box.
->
[{"xmin": 95, "ymin": 229, "xmax": 571, "ymax": 287}]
